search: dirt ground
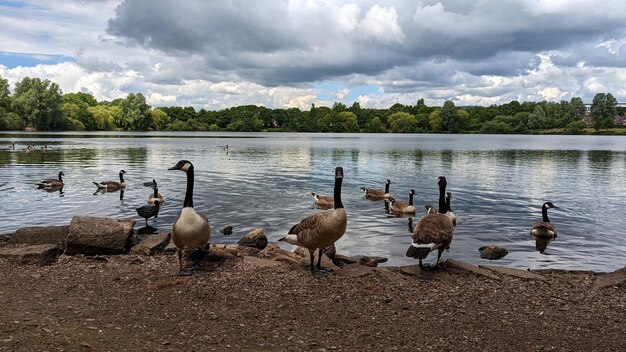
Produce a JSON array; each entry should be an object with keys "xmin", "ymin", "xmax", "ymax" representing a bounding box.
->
[{"xmin": 0, "ymin": 245, "xmax": 624, "ymax": 352}]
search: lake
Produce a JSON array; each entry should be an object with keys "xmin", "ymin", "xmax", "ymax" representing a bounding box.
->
[{"xmin": 1, "ymin": 131, "xmax": 625, "ymax": 272}]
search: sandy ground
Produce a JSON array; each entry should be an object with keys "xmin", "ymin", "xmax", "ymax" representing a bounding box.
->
[{"xmin": 0, "ymin": 245, "xmax": 624, "ymax": 352}]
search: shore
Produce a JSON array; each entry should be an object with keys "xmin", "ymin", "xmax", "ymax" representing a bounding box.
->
[{"xmin": 0, "ymin": 242, "xmax": 624, "ymax": 352}]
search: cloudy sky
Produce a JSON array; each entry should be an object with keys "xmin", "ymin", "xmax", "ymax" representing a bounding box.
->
[{"xmin": 1, "ymin": 0, "xmax": 625, "ymax": 110}]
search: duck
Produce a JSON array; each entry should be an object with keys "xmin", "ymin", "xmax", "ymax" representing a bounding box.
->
[
  {"xmin": 531, "ymin": 202, "xmax": 558, "ymax": 254},
  {"xmin": 406, "ymin": 176, "xmax": 455, "ymax": 270},
  {"xmin": 311, "ymin": 192, "xmax": 334, "ymax": 208},
  {"xmin": 93, "ymin": 170, "xmax": 127, "ymax": 191},
  {"xmin": 169, "ymin": 160, "xmax": 211, "ymax": 276},
  {"xmin": 361, "ymin": 179, "xmax": 391, "ymax": 199},
  {"xmin": 280, "ymin": 167, "xmax": 347, "ymax": 277},
  {"xmin": 136, "ymin": 200, "xmax": 160, "ymax": 226},
  {"xmin": 147, "ymin": 180, "xmax": 164, "ymax": 206},
  {"xmin": 37, "ymin": 171, "xmax": 64, "ymax": 188},
  {"xmin": 390, "ymin": 189, "xmax": 416, "ymax": 214},
  {"xmin": 445, "ymin": 192, "xmax": 457, "ymax": 226}
]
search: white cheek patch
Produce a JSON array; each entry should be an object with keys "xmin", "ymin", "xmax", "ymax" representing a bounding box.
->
[{"xmin": 181, "ymin": 163, "xmax": 191, "ymax": 172}]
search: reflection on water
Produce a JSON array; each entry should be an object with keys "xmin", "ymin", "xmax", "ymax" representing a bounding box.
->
[{"xmin": 0, "ymin": 132, "xmax": 625, "ymax": 272}]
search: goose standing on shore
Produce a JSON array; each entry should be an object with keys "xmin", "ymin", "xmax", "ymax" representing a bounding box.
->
[
  {"xmin": 148, "ymin": 180, "xmax": 164, "ymax": 207},
  {"xmin": 93, "ymin": 170, "xmax": 126, "ymax": 191},
  {"xmin": 406, "ymin": 176, "xmax": 455, "ymax": 270},
  {"xmin": 531, "ymin": 202, "xmax": 558, "ymax": 254},
  {"xmin": 390, "ymin": 189, "xmax": 416, "ymax": 214},
  {"xmin": 37, "ymin": 171, "xmax": 64, "ymax": 188},
  {"xmin": 136, "ymin": 200, "xmax": 160, "ymax": 226},
  {"xmin": 280, "ymin": 167, "xmax": 347, "ymax": 277},
  {"xmin": 361, "ymin": 179, "xmax": 391, "ymax": 200},
  {"xmin": 169, "ymin": 160, "xmax": 210, "ymax": 276}
]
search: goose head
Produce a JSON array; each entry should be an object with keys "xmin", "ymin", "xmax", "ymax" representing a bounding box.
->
[
  {"xmin": 543, "ymin": 202, "xmax": 557, "ymax": 209},
  {"xmin": 335, "ymin": 167, "xmax": 344, "ymax": 179},
  {"xmin": 409, "ymin": 189, "xmax": 416, "ymax": 196},
  {"xmin": 385, "ymin": 179, "xmax": 391, "ymax": 185},
  {"xmin": 169, "ymin": 160, "xmax": 193, "ymax": 172},
  {"xmin": 152, "ymin": 179, "xmax": 157, "ymax": 189},
  {"xmin": 438, "ymin": 176, "xmax": 447, "ymax": 188}
]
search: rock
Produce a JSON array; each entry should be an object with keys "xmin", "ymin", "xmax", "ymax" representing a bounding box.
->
[
  {"xmin": 243, "ymin": 255, "xmax": 281, "ymax": 269},
  {"xmin": 0, "ymin": 244, "xmax": 62, "ymax": 265},
  {"xmin": 220, "ymin": 225, "xmax": 233, "ymax": 236},
  {"xmin": 479, "ymin": 245, "xmax": 509, "ymax": 260},
  {"xmin": 130, "ymin": 233, "xmax": 171, "ymax": 255},
  {"xmin": 593, "ymin": 266, "xmax": 626, "ymax": 289},
  {"xmin": 65, "ymin": 216, "xmax": 135, "ymax": 255},
  {"xmin": 333, "ymin": 254, "xmax": 357, "ymax": 266},
  {"xmin": 9, "ymin": 226, "xmax": 69, "ymax": 246},
  {"xmin": 237, "ymin": 228, "xmax": 268, "ymax": 250},
  {"xmin": 479, "ymin": 265, "xmax": 547, "ymax": 280},
  {"xmin": 164, "ymin": 240, "xmax": 177, "ymax": 255},
  {"xmin": 445, "ymin": 259, "xmax": 501, "ymax": 280},
  {"xmin": 353, "ymin": 255, "xmax": 388, "ymax": 267}
]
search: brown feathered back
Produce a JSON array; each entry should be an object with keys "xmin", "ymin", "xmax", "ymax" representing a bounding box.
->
[
  {"xmin": 412, "ymin": 213, "xmax": 454, "ymax": 245},
  {"xmin": 288, "ymin": 208, "xmax": 347, "ymax": 250}
]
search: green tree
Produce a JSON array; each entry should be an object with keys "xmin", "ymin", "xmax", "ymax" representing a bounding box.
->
[
  {"xmin": 564, "ymin": 120, "xmax": 587, "ymax": 134},
  {"xmin": 479, "ymin": 120, "xmax": 513, "ymax": 134},
  {"xmin": 12, "ymin": 77, "xmax": 64, "ymax": 130},
  {"xmin": 0, "ymin": 76, "xmax": 10, "ymax": 110},
  {"xmin": 440, "ymin": 100, "xmax": 457, "ymax": 132},
  {"xmin": 527, "ymin": 105, "xmax": 546, "ymax": 130},
  {"xmin": 151, "ymin": 109, "xmax": 170, "ymax": 130},
  {"xmin": 88, "ymin": 105, "xmax": 118, "ymax": 130},
  {"xmin": 591, "ymin": 93, "xmax": 617, "ymax": 131},
  {"xmin": 117, "ymin": 93, "xmax": 151, "ymax": 130},
  {"xmin": 388, "ymin": 112, "xmax": 417, "ymax": 133},
  {"xmin": 364, "ymin": 116, "xmax": 386, "ymax": 133},
  {"xmin": 569, "ymin": 97, "xmax": 586, "ymax": 121},
  {"xmin": 428, "ymin": 110, "xmax": 442, "ymax": 132},
  {"xmin": 335, "ymin": 111, "xmax": 359, "ymax": 132}
]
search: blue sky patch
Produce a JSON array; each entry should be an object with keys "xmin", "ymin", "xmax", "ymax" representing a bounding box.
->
[{"xmin": 0, "ymin": 52, "xmax": 75, "ymax": 68}]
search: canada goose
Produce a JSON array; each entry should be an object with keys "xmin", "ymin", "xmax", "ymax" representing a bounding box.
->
[
  {"xmin": 279, "ymin": 167, "xmax": 347, "ymax": 276},
  {"xmin": 143, "ymin": 179, "xmax": 156, "ymax": 187},
  {"xmin": 445, "ymin": 192, "xmax": 457, "ymax": 226},
  {"xmin": 390, "ymin": 189, "xmax": 416, "ymax": 214},
  {"xmin": 531, "ymin": 202, "xmax": 558, "ymax": 254},
  {"xmin": 406, "ymin": 176, "xmax": 455, "ymax": 270},
  {"xmin": 169, "ymin": 160, "xmax": 211, "ymax": 276},
  {"xmin": 41, "ymin": 144, "xmax": 47, "ymax": 151},
  {"xmin": 8, "ymin": 143, "xmax": 15, "ymax": 150},
  {"xmin": 361, "ymin": 179, "xmax": 391, "ymax": 199},
  {"xmin": 148, "ymin": 180, "xmax": 164, "ymax": 206},
  {"xmin": 311, "ymin": 192, "xmax": 334, "ymax": 208},
  {"xmin": 37, "ymin": 171, "xmax": 64, "ymax": 188},
  {"xmin": 93, "ymin": 170, "xmax": 126, "ymax": 191},
  {"xmin": 136, "ymin": 200, "xmax": 160, "ymax": 226},
  {"xmin": 424, "ymin": 204, "xmax": 438, "ymax": 215}
]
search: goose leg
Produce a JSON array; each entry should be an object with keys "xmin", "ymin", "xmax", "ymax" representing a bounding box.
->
[
  {"xmin": 309, "ymin": 250, "xmax": 315, "ymax": 274},
  {"xmin": 316, "ymin": 249, "xmax": 323, "ymax": 270},
  {"xmin": 189, "ymin": 249, "xmax": 204, "ymax": 271},
  {"xmin": 177, "ymin": 249, "xmax": 192, "ymax": 276}
]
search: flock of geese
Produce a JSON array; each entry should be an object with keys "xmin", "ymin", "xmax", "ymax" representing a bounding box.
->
[{"xmin": 33, "ymin": 158, "xmax": 558, "ymax": 277}]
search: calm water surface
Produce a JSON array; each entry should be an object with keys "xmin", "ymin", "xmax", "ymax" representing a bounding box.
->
[{"xmin": 1, "ymin": 132, "xmax": 625, "ymax": 272}]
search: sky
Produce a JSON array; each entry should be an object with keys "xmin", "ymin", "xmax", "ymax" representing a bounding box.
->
[{"xmin": 1, "ymin": 0, "xmax": 625, "ymax": 111}]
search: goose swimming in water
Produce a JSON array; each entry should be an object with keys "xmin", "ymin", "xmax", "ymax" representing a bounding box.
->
[
  {"xmin": 169, "ymin": 160, "xmax": 211, "ymax": 276},
  {"xmin": 531, "ymin": 202, "xmax": 558, "ymax": 254},
  {"xmin": 390, "ymin": 189, "xmax": 417, "ymax": 214},
  {"xmin": 406, "ymin": 176, "xmax": 455, "ymax": 270},
  {"xmin": 361, "ymin": 179, "xmax": 391, "ymax": 200},
  {"xmin": 280, "ymin": 167, "xmax": 347, "ymax": 277},
  {"xmin": 93, "ymin": 170, "xmax": 126, "ymax": 191},
  {"xmin": 37, "ymin": 171, "xmax": 64, "ymax": 188},
  {"xmin": 147, "ymin": 180, "xmax": 164, "ymax": 206},
  {"xmin": 311, "ymin": 192, "xmax": 334, "ymax": 208}
]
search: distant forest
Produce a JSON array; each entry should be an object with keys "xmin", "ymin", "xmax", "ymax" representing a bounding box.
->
[{"xmin": 1, "ymin": 75, "xmax": 624, "ymax": 134}]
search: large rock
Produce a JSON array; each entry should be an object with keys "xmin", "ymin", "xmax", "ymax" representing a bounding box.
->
[
  {"xmin": 9, "ymin": 225, "xmax": 69, "ymax": 246},
  {"xmin": 65, "ymin": 216, "xmax": 135, "ymax": 255},
  {"xmin": 0, "ymin": 244, "xmax": 62, "ymax": 265},
  {"xmin": 237, "ymin": 228, "xmax": 268, "ymax": 250},
  {"xmin": 479, "ymin": 245, "xmax": 509, "ymax": 260},
  {"xmin": 130, "ymin": 233, "xmax": 171, "ymax": 255}
]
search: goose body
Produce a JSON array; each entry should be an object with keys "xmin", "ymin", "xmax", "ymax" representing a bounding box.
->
[
  {"xmin": 311, "ymin": 192, "xmax": 334, "ymax": 208},
  {"xmin": 169, "ymin": 160, "xmax": 210, "ymax": 276},
  {"xmin": 531, "ymin": 202, "xmax": 558, "ymax": 254},
  {"xmin": 361, "ymin": 179, "xmax": 391, "ymax": 199},
  {"xmin": 147, "ymin": 180, "xmax": 165, "ymax": 205},
  {"xmin": 94, "ymin": 170, "xmax": 126, "ymax": 191},
  {"xmin": 390, "ymin": 189, "xmax": 416, "ymax": 214},
  {"xmin": 280, "ymin": 167, "xmax": 347, "ymax": 275},
  {"xmin": 406, "ymin": 176, "xmax": 455, "ymax": 270},
  {"xmin": 136, "ymin": 201, "xmax": 160, "ymax": 226},
  {"xmin": 37, "ymin": 171, "xmax": 64, "ymax": 188}
]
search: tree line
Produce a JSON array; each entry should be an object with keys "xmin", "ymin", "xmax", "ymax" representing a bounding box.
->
[{"xmin": 0, "ymin": 75, "xmax": 623, "ymax": 133}]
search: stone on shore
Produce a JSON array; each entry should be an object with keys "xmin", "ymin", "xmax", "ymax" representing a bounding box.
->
[
  {"xmin": 65, "ymin": 216, "xmax": 135, "ymax": 255},
  {"xmin": 131, "ymin": 233, "xmax": 172, "ymax": 255},
  {"xmin": 479, "ymin": 245, "xmax": 509, "ymax": 260},
  {"xmin": 479, "ymin": 265, "xmax": 546, "ymax": 280},
  {"xmin": 0, "ymin": 244, "xmax": 62, "ymax": 265},
  {"xmin": 237, "ymin": 228, "xmax": 268, "ymax": 250},
  {"xmin": 9, "ymin": 225, "xmax": 70, "ymax": 246}
]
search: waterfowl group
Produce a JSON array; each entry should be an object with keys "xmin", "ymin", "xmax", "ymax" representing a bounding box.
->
[
  {"xmin": 280, "ymin": 167, "xmax": 347, "ymax": 277},
  {"xmin": 93, "ymin": 170, "xmax": 126, "ymax": 191}
]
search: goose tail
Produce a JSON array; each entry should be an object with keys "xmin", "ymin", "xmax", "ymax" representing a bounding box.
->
[
  {"xmin": 93, "ymin": 182, "xmax": 105, "ymax": 189},
  {"xmin": 278, "ymin": 234, "xmax": 302, "ymax": 247},
  {"xmin": 406, "ymin": 243, "xmax": 433, "ymax": 259}
]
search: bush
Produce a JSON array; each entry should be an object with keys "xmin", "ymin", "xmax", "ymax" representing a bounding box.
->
[{"xmin": 479, "ymin": 121, "xmax": 513, "ymax": 134}]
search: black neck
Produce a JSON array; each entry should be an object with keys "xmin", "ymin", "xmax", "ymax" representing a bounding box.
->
[
  {"xmin": 408, "ymin": 192, "xmax": 414, "ymax": 206},
  {"xmin": 333, "ymin": 177, "xmax": 344, "ymax": 209},
  {"xmin": 438, "ymin": 185, "xmax": 448, "ymax": 214},
  {"xmin": 384, "ymin": 182, "xmax": 389, "ymax": 194},
  {"xmin": 58, "ymin": 172, "xmax": 63, "ymax": 181},
  {"xmin": 153, "ymin": 188, "xmax": 159, "ymax": 198},
  {"xmin": 446, "ymin": 196, "xmax": 452, "ymax": 212},
  {"xmin": 542, "ymin": 206, "xmax": 550, "ymax": 222},
  {"xmin": 184, "ymin": 165, "xmax": 195, "ymax": 208},
  {"xmin": 119, "ymin": 172, "xmax": 125, "ymax": 183}
]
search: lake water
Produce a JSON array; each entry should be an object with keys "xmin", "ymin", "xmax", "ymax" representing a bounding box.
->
[{"xmin": 1, "ymin": 132, "xmax": 625, "ymax": 272}]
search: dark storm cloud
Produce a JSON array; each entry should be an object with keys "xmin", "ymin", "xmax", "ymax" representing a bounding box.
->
[{"xmin": 105, "ymin": 0, "xmax": 626, "ymax": 87}]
